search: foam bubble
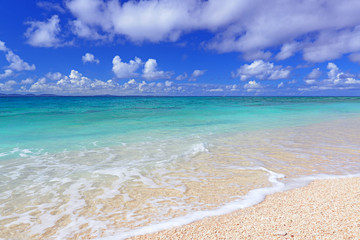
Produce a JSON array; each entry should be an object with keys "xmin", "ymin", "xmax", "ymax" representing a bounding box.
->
[
  {"xmin": 100, "ymin": 172, "xmax": 360, "ymax": 240},
  {"xmin": 2, "ymin": 116, "xmax": 360, "ymax": 239},
  {"xmin": 187, "ymin": 143, "xmax": 209, "ymax": 156}
]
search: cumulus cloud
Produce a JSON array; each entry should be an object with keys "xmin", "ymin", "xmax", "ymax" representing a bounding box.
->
[
  {"xmin": 304, "ymin": 68, "xmax": 322, "ymax": 85},
  {"xmin": 62, "ymin": 0, "xmax": 360, "ymax": 62},
  {"xmin": 19, "ymin": 70, "xmax": 193, "ymax": 95},
  {"xmin": 304, "ymin": 79, "xmax": 316, "ymax": 85},
  {"xmin": 28, "ymin": 69, "xmax": 118, "ymax": 94},
  {"xmin": 10, "ymin": 68, "xmax": 253, "ymax": 95},
  {"xmin": 142, "ymin": 59, "xmax": 172, "ymax": 80},
  {"xmin": 5, "ymin": 51, "xmax": 36, "ymax": 71},
  {"xmin": 0, "ymin": 80, "xmax": 17, "ymax": 91},
  {"xmin": 25, "ymin": 15, "xmax": 62, "ymax": 47},
  {"xmin": 70, "ymin": 20, "xmax": 106, "ymax": 40},
  {"xmin": 0, "ymin": 41, "xmax": 36, "ymax": 74},
  {"xmin": 233, "ymin": 60, "xmax": 290, "ymax": 81},
  {"xmin": 46, "ymin": 72, "xmax": 63, "ymax": 81},
  {"xmin": 325, "ymin": 62, "xmax": 360, "ymax": 85},
  {"xmin": 20, "ymin": 78, "xmax": 34, "ymax": 85},
  {"xmin": 66, "ymin": 0, "xmax": 188, "ymax": 42},
  {"xmin": 299, "ymin": 62, "xmax": 360, "ymax": 92},
  {"xmin": 111, "ymin": 56, "xmax": 172, "ymax": 80},
  {"xmin": 244, "ymin": 80, "xmax": 262, "ymax": 92},
  {"xmin": 207, "ymin": 1, "xmax": 360, "ymax": 59},
  {"xmin": 112, "ymin": 56, "xmax": 142, "ymax": 78},
  {"xmin": 82, "ymin": 53, "xmax": 100, "ymax": 64},
  {"xmin": 189, "ymin": 69, "xmax": 206, "ymax": 81},
  {"xmin": 0, "ymin": 69, "xmax": 13, "ymax": 79},
  {"xmin": 165, "ymin": 81, "xmax": 173, "ymax": 87}
]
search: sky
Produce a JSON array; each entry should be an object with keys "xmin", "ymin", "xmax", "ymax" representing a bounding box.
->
[{"xmin": 1, "ymin": 0, "xmax": 360, "ymax": 96}]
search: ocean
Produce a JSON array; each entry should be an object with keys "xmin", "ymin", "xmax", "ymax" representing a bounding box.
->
[{"xmin": 1, "ymin": 96, "xmax": 360, "ymax": 239}]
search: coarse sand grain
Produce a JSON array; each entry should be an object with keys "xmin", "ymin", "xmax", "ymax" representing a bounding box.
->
[{"xmin": 131, "ymin": 177, "xmax": 360, "ymax": 240}]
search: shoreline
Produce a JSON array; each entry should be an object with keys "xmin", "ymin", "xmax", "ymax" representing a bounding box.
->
[{"xmin": 129, "ymin": 176, "xmax": 360, "ymax": 239}]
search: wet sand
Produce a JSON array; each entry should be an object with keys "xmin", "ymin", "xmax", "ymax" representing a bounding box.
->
[{"xmin": 131, "ymin": 177, "xmax": 360, "ymax": 239}]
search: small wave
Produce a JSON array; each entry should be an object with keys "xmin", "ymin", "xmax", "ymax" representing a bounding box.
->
[
  {"xmin": 0, "ymin": 147, "xmax": 44, "ymax": 159},
  {"xmin": 186, "ymin": 142, "xmax": 209, "ymax": 156},
  {"xmin": 100, "ymin": 171, "xmax": 360, "ymax": 240}
]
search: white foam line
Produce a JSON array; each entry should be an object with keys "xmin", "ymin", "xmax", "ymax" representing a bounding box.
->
[{"xmin": 99, "ymin": 170, "xmax": 360, "ymax": 240}]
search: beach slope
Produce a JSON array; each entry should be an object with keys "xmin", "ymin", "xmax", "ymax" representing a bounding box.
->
[{"xmin": 132, "ymin": 177, "xmax": 360, "ymax": 239}]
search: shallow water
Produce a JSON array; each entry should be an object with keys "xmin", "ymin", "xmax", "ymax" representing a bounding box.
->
[{"xmin": 1, "ymin": 97, "xmax": 360, "ymax": 239}]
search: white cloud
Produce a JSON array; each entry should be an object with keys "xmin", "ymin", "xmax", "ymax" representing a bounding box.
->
[
  {"xmin": 165, "ymin": 81, "xmax": 173, "ymax": 87},
  {"xmin": 5, "ymin": 51, "xmax": 36, "ymax": 71},
  {"xmin": 244, "ymin": 80, "xmax": 262, "ymax": 92},
  {"xmin": 175, "ymin": 72, "xmax": 188, "ymax": 81},
  {"xmin": 67, "ymin": 0, "xmax": 189, "ymax": 42},
  {"xmin": 24, "ymin": 70, "xmax": 178, "ymax": 95},
  {"xmin": 0, "ymin": 69, "xmax": 13, "ymax": 79},
  {"xmin": 304, "ymin": 79, "xmax": 316, "ymax": 85},
  {"xmin": 63, "ymin": 0, "xmax": 360, "ymax": 62},
  {"xmin": 299, "ymin": 62, "xmax": 360, "ymax": 91},
  {"xmin": 111, "ymin": 56, "xmax": 173, "ymax": 80},
  {"xmin": 37, "ymin": 1, "xmax": 65, "ymax": 13},
  {"xmin": 304, "ymin": 68, "xmax": 321, "ymax": 85},
  {"xmin": 20, "ymin": 78, "xmax": 34, "ymax": 85},
  {"xmin": 112, "ymin": 56, "xmax": 142, "ymax": 78},
  {"xmin": 226, "ymin": 84, "xmax": 240, "ymax": 92},
  {"xmin": 207, "ymin": 88, "xmax": 224, "ymax": 92},
  {"xmin": 65, "ymin": 0, "xmax": 256, "ymax": 43},
  {"xmin": 303, "ymin": 26, "xmax": 360, "ymax": 62},
  {"xmin": 207, "ymin": 1, "xmax": 360, "ymax": 59},
  {"xmin": 242, "ymin": 50, "xmax": 272, "ymax": 61},
  {"xmin": 0, "ymin": 40, "xmax": 36, "ymax": 72},
  {"xmin": 12, "ymin": 68, "xmax": 260, "ymax": 95},
  {"xmin": 277, "ymin": 82, "xmax": 284, "ymax": 88},
  {"xmin": 46, "ymin": 72, "xmax": 63, "ymax": 81},
  {"xmin": 25, "ymin": 15, "xmax": 62, "ymax": 47},
  {"xmin": 0, "ymin": 80, "xmax": 17, "ymax": 91},
  {"xmin": 82, "ymin": 53, "xmax": 100, "ymax": 64},
  {"xmin": 307, "ymin": 68, "xmax": 322, "ymax": 79},
  {"xmin": 0, "ymin": 40, "xmax": 6, "ymax": 51},
  {"xmin": 28, "ymin": 69, "xmax": 117, "ymax": 94},
  {"xmin": 66, "ymin": 0, "xmax": 112, "ymax": 29},
  {"xmin": 325, "ymin": 62, "xmax": 360, "ymax": 85},
  {"xmin": 233, "ymin": 60, "xmax": 290, "ymax": 81},
  {"xmin": 142, "ymin": 59, "xmax": 172, "ymax": 80},
  {"xmin": 189, "ymin": 69, "xmax": 206, "ymax": 81},
  {"xmin": 70, "ymin": 20, "xmax": 105, "ymax": 40},
  {"xmin": 349, "ymin": 52, "xmax": 360, "ymax": 64},
  {"xmin": 276, "ymin": 42, "xmax": 301, "ymax": 60}
]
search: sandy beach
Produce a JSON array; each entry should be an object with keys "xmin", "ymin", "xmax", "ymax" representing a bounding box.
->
[{"xmin": 131, "ymin": 177, "xmax": 360, "ymax": 239}]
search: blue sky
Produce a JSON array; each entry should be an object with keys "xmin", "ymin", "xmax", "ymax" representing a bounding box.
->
[{"xmin": 1, "ymin": 0, "xmax": 360, "ymax": 96}]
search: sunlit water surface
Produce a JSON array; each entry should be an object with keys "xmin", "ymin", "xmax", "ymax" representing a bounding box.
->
[{"xmin": 1, "ymin": 97, "xmax": 360, "ymax": 239}]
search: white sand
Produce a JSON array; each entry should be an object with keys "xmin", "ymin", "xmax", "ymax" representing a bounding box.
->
[{"xmin": 131, "ymin": 177, "xmax": 360, "ymax": 239}]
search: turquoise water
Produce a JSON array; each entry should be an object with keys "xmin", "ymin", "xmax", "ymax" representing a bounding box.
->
[
  {"xmin": 1, "ymin": 96, "xmax": 360, "ymax": 157},
  {"xmin": 1, "ymin": 97, "xmax": 360, "ymax": 239}
]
